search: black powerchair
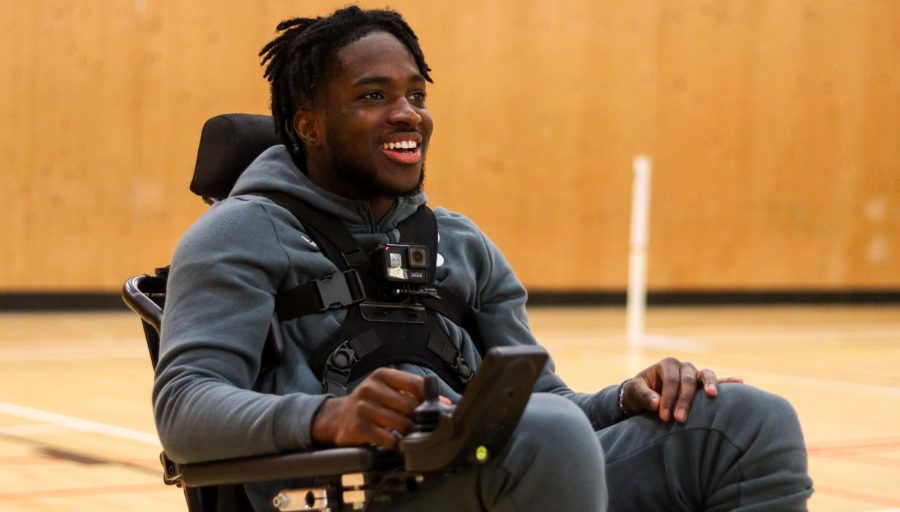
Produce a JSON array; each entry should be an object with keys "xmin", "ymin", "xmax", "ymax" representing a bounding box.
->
[
  {"xmin": 124, "ymin": 271, "xmax": 545, "ymax": 511},
  {"xmin": 122, "ymin": 114, "xmax": 549, "ymax": 511}
]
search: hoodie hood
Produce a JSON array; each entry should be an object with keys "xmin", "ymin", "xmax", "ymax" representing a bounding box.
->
[{"xmin": 229, "ymin": 145, "xmax": 427, "ymax": 233}]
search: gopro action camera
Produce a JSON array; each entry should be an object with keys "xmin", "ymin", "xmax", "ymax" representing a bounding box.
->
[{"xmin": 373, "ymin": 244, "xmax": 430, "ymax": 283}]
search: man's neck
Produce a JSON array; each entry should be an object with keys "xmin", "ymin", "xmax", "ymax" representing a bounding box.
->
[{"xmin": 367, "ymin": 198, "xmax": 395, "ymax": 223}]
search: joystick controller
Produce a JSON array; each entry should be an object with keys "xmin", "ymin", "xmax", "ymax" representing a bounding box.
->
[{"xmin": 413, "ymin": 375, "xmax": 451, "ymax": 433}]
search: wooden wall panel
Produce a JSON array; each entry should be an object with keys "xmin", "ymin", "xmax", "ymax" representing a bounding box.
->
[
  {"xmin": 0, "ymin": 0, "xmax": 897, "ymax": 292},
  {"xmin": 0, "ymin": 0, "xmax": 30, "ymax": 288}
]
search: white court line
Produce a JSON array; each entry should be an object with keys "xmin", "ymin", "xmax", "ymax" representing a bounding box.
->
[
  {"xmin": 0, "ymin": 350, "xmax": 147, "ymax": 363},
  {"xmin": 0, "ymin": 402, "xmax": 160, "ymax": 446}
]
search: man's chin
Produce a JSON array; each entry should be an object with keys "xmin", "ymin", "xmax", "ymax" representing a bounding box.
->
[
  {"xmin": 379, "ymin": 182, "xmax": 422, "ymax": 199},
  {"xmin": 334, "ymin": 160, "xmax": 425, "ymax": 199},
  {"xmin": 383, "ymin": 167, "xmax": 425, "ymax": 197}
]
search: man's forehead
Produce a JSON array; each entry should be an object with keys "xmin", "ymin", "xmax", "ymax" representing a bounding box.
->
[
  {"xmin": 351, "ymin": 74, "xmax": 426, "ymax": 87},
  {"xmin": 332, "ymin": 31, "xmax": 422, "ymax": 83}
]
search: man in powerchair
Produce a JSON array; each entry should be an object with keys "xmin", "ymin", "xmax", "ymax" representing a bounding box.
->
[{"xmin": 153, "ymin": 6, "xmax": 813, "ymax": 511}]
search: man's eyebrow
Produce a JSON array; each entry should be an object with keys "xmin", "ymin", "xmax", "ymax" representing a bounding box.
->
[{"xmin": 351, "ymin": 74, "xmax": 426, "ymax": 87}]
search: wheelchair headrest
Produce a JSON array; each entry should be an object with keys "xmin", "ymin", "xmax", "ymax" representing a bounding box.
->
[{"xmin": 191, "ymin": 114, "xmax": 281, "ymax": 201}]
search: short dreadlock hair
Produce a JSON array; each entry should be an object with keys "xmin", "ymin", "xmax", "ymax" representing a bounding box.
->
[{"xmin": 260, "ymin": 6, "xmax": 432, "ymax": 166}]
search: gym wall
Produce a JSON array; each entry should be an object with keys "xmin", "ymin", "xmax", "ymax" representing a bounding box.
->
[{"xmin": 1, "ymin": 0, "xmax": 897, "ymax": 294}]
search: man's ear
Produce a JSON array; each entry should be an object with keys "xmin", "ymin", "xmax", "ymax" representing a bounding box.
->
[{"xmin": 293, "ymin": 110, "xmax": 323, "ymax": 148}]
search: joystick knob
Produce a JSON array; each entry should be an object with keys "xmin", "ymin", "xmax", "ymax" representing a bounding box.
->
[{"xmin": 413, "ymin": 375, "xmax": 444, "ymax": 433}]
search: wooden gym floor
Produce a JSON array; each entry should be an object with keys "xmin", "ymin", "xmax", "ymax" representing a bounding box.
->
[{"xmin": 0, "ymin": 304, "xmax": 898, "ymax": 511}]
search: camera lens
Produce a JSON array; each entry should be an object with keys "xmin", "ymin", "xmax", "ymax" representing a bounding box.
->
[{"xmin": 408, "ymin": 246, "xmax": 428, "ymax": 268}]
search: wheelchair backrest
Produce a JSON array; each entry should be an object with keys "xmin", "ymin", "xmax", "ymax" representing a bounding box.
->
[
  {"xmin": 190, "ymin": 114, "xmax": 280, "ymax": 203},
  {"xmin": 123, "ymin": 114, "xmax": 283, "ymax": 371}
]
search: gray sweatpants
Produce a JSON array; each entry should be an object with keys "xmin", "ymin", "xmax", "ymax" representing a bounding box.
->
[
  {"xmin": 379, "ymin": 384, "xmax": 812, "ymax": 512},
  {"xmin": 598, "ymin": 384, "xmax": 813, "ymax": 511},
  {"xmin": 379, "ymin": 393, "xmax": 608, "ymax": 511}
]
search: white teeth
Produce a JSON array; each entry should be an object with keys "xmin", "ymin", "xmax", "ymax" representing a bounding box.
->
[{"xmin": 383, "ymin": 141, "xmax": 417, "ymax": 150}]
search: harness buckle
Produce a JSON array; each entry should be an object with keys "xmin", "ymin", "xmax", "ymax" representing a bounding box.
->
[
  {"xmin": 322, "ymin": 341, "xmax": 358, "ymax": 394},
  {"xmin": 314, "ymin": 270, "xmax": 365, "ymax": 312},
  {"xmin": 452, "ymin": 354, "xmax": 474, "ymax": 382},
  {"xmin": 329, "ymin": 344, "xmax": 358, "ymax": 370}
]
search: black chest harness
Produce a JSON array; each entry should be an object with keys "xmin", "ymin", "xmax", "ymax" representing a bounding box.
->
[{"xmin": 259, "ymin": 192, "xmax": 483, "ymax": 396}]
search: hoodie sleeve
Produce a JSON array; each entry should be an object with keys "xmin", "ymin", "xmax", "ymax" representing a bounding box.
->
[
  {"xmin": 152, "ymin": 198, "xmax": 330, "ymax": 463},
  {"xmin": 442, "ymin": 212, "xmax": 626, "ymax": 430}
]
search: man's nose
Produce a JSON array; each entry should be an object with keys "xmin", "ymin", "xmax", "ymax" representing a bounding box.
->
[{"xmin": 388, "ymin": 97, "xmax": 422, "ymax": 126}]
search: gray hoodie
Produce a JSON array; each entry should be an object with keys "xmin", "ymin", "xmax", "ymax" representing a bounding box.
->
[{"xmin": 153, "ymin": 145, "xmax": 620, "ymax": 466}]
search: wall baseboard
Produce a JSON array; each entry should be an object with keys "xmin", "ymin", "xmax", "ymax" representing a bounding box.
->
[
  {"xmin": 1, "ymin": 289, "xmax": 899, "ymax": 312},
  {"xmin": 0, "ymin": 293, "xmax": 128, "ymax": 311}
]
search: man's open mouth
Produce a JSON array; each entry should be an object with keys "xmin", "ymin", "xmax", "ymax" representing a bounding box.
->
[
  {"xmin": 381, "ymin": 140, "xmax": 423, "ymax": 164},
  {"xmin": 382, "ymin": 140, "xmax": 419, "ymax": 153}
]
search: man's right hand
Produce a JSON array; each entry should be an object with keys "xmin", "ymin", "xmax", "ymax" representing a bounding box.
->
[{"xmin": 311, "ymin": 368, "xmax": 425, "ymax": 449}]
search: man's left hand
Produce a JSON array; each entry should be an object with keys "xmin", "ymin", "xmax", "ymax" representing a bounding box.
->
[{"xmin": 620, "ymin": 357, "xmax": 743, "ymax": 423}]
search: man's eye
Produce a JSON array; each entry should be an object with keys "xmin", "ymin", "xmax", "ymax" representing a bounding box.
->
[
  {"xmin": 410, "ymin": 91, "xmax": 426, "ymax": 103},
  {"xmin": 362, "ymin": 91, "xmax": 384, "ymax": 101}
]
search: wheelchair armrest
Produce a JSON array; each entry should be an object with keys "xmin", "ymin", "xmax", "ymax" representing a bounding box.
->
[
  {"xmin": 122, "ymin": 274, "xmax": 165, "ymax": 333},
  {"xmin": 167, "ymin": 447, "xmax": 403, "ymax": 488},
  {"xmin": 166, "ymin": 346, "xmax": 547, "ymax": 488}
]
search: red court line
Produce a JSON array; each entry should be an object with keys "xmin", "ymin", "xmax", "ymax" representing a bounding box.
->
[
  {"xmin": 832, "ymin": 452, "xmax": 900, "ymax": 470},
  {"xmin": 0, "ymin": 482, "xmax": 167, "ymax": 500},
  {"xmin": 814, "ymin": 485, "xmax": 900, "ymax": 508}
]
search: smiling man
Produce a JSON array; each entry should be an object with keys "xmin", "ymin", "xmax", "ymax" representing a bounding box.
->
[
  {"xmin": 153, "ymin": 6, "xmax": 813, "ymax": 511},
  {"xmin": 294, "ymin": 30, "xmax": 432, "ymax": 219}
]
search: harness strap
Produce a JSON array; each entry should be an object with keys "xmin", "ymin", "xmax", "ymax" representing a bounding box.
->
[
  {"xmin": 420, "ymin": 288, "xmax": 485, "ymax": 357},
  {"xmin": 427, "ymin": 335, "xmax": 473, "ymax": 381},
  {"xmin": 322, "ymin": 329, "xmax": 382, "ymax": 395},
  {"xmin": 397, "ymin": 205, "xmax": 438, "ymax": 283},
  {"xmin": 396, "ymin": 207, "xmax": 485, "ymax": 356},
  {"xmin": 275, "ymin": 270, "xmax": 366, "ymax": 321},
  {"xmin": 320, "ymin": 328, "xmax": 474, "ymax": 395},
  {"xmin": 253, "ymin": 191, "xmax": 483, "ymax": 393},
  {"xmin": 262, "ymin": 190, "xmax": 476, "ymax": 332},
  {"xmin": 259, "ymin": 191, "xmax": 369, "ymax": 269}
]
